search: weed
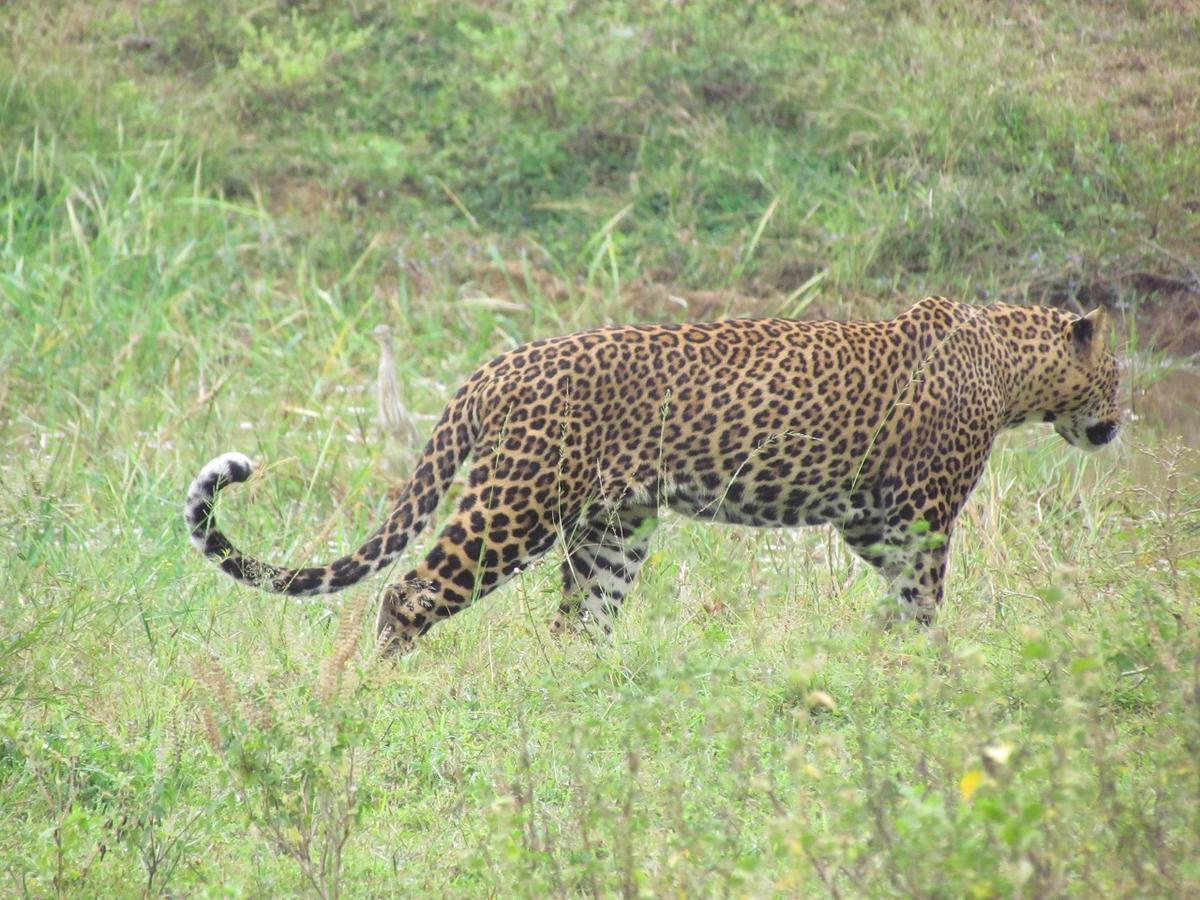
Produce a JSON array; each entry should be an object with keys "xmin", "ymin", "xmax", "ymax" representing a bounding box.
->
[{"xmin": 195, "ymin": 589, "xmax": 376, "ymax": 900}]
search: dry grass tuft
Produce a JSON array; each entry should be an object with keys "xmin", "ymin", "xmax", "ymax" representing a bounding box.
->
[{"xmin": 317, "ymin": 591, "xmax": 374, "ymax": 704}]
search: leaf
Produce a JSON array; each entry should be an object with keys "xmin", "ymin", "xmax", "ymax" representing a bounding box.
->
[{"xmin": 960, "ymin": 768, "xmax": 985, "ymax": 803}]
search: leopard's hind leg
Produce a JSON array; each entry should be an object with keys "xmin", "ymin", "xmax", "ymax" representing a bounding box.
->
[{"xmin": 554, "ymin": 502, "xmax": 658, "ymax": 635}]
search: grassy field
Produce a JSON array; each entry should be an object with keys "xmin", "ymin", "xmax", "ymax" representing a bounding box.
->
[{"xmin": 2, "ymin": 1, "xmax": 1199, "ymax": 896}]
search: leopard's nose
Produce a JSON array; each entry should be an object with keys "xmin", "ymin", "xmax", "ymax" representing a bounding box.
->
[{"xmin": 1086, "ymin": 421, "xmax": 1118, "ymax": 446}]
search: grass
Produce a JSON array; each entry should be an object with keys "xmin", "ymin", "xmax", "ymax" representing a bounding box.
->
[{"xmin": 1, "ymin": 0, "xmax": 1199, "ymax": 895}]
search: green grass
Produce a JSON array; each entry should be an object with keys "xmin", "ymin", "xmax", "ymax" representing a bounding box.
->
[{"xmin": 2, "ymin": 0, "xmax": 1199, "ymax": 896}]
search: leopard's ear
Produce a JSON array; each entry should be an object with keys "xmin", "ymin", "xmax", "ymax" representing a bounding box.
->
[{"xmin": 1072, "ymin": 307, "xmax": 1108, "ymax": 361}]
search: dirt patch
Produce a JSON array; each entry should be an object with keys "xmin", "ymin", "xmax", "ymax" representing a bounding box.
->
[
  {"xmin": 268, "ymin": 176, "xmax": 336, "ymax": 219},
  {"xmin": 351, "ymin": 231, "xmax": 1200, "ymax": 359},
  {"xmin": 1026, "ymin": 271, "xmax": 1193, "ymax": 310},
  {"xmin": 624, "ymin": 281, "xmax": 786, "ymax": 321},
  {"xmin": 1021, "ymin": 268, "xmax": 1200, "ymax": 356},
  {"xmin": 448, "ymin": 255, "xmax": 1200, "ymax": 358},
  {"xmin": 1131, "ymin": 291, "xmax": 1200, "ymax": 357},
  {"xmin": 460, "ymin": 261, "xmax": 806, "ymax": 322},
  {"xmin": 467, "ymin": 258, "xmax": 575, "ymax": 306}
]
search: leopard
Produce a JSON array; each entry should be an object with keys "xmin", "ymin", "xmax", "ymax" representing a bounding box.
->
[{"xmin": 186, "ymin": 295, "xmax": 1120, "ymax": 654}]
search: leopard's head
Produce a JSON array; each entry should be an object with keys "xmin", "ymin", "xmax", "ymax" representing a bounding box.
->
[{"xmin": 1048, "ymin": 307, "xmax": 1121, "ymax": 452}]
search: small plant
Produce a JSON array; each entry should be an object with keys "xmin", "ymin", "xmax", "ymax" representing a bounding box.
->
[
  {"xmin": 195, "ymin": 591, "xmax": 376, "ymax": 900},
  {"xmin": 233, "ymin": 11, "xmax": 371, "ymax": 108},
  {"xmin": 0, "ymin": 711, "xmax": 203, "ymax": 896},
  {"xmin": 0, "ymin": 717, "xmax": 110, "ymax": 895}
]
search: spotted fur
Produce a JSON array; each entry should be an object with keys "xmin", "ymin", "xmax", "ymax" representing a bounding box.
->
[{"xmin": 185, "ymin": 296, "xmax": 1120, "ymax": 652}]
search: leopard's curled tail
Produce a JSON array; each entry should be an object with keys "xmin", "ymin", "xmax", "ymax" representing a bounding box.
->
[{"xmin": 185, "ymin": 397, "xmax": 475, "ymax": 596}]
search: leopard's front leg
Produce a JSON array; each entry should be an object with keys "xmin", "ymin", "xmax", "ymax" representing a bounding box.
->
[
  {"xmin": 885, "ymin": 529, "xmax": 951, "ymax": 625},
  {"xmin": 839, "ymin": 516, "xmax": 952, "ymax": 626}
]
